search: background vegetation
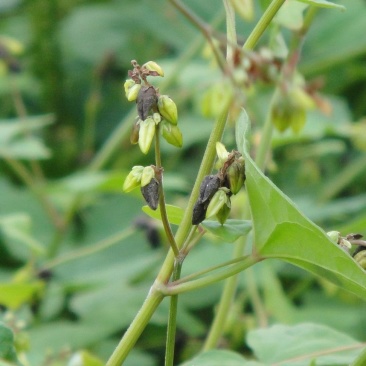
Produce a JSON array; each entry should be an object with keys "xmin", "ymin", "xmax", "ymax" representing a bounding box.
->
[{"xmin": 0, "ymin": 0, "xmax": 366, "ymax": 365}]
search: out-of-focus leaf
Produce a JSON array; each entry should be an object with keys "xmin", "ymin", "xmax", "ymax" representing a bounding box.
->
[
  {"xmin": 142, "ymin": 204, "xmax": 184, "ymax": 225},
  {"xmin": 247, "ymin": 323, "xmax": 364, "ymax": 365},
  {"xmin": 0, "ymin": 213, "xmax": 45, "ymax": 255},
  {"xmin": 179, "ymin": 349, "xmax": 262, "ymax": 366},
  {"xmin": 0, "ymin": 323, "xmax": 19, "ymax": 365},
  {"xmin": 297, "ymin": 0, "xmax": 345, "ymax": 11},
  {"xmin": 202, "ymin": 219, "xmax": 252, "ymax": 243},
  {"xmin": 0, "ymin": 282, "xmax": 43, "ymax": 309},
  {"xmin": 275, "ymin": 1, "xmax": 308, "ymax": 30}
]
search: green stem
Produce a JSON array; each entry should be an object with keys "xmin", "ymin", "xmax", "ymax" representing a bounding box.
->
[
  {"xmin": 106, "ymin": 289, "xmax": 165, "ymax": 366},
  {"xmin": 243, "ymin": 0, "xmax": 286, "ymax": 51},
  {"xmin": 163, "ymin": 255, "xmax": 260, "ymax": 296},
  {"xmin": 155, "ymin": 124, "xmax": 179, "ymax": 257},
  {"xmin": 165, "ymin": 258, "xmax": 183, "ymax": 366}
]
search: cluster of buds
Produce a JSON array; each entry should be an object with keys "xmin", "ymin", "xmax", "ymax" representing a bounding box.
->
[
  {"xmin": 192, "ymin": 142, "xmax": 245, "ymax": 225},
  {"xmin": 123, "ymin": 165, "xmax": 161, "ymax": 210},
  {"xmin": 124, "ymin": 60, "xmax": 182, "ymax": 154},
  {"xmin": 327, "ymin": 231, "xmax": 366, "ymax": 270}
]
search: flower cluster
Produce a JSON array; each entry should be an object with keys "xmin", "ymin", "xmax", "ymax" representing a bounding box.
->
[
  {"xmin": 192, "ymin": 142, "xmax": 246, "ymax": 225},
  {"xmin": 124, "ymin": 60, "xmax": 182, "ymax": 154}
]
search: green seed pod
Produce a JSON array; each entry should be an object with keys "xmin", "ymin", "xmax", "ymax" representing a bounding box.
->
[
  {"xmin": 206, "ymin": 188, "xmax": 230, "ymax": 219},
  {"xmin": 141, "ymin": 166, "xmax": 155, "ymax": 187},
  {"xmin": 137, "ymin": 86, "xmax": 158, "ymax": 120},
  {"xmin": 226, "ymin": 157, "xmax": 245, "ymax": 195},
  {"xmin": 138, "ymin": 117, "xmax": 156, "ymax": 154},
  {"xmin": 123, "ymin": 165, "xmax": 144, "ymax": 192},
  {"xmin": 161, "ymin": 121, "xmax": 183, "ymax": 148},
  {"xmin": 142, "ymin": 61, "xmax": 164, "ymax": 77},
  {"xmin": 216, "ymin": 196, "xmax": 231, "ymax": 225},
  {"xmin": 141, "ymin": 178, "xmax": 160, "ymax": 210},
  {"xmin": 158, "ymin": 95, "xmax": 178, "ymax": 125},
  {"xmin": 353, "ymin": 249, "xmax": 366, "ymax": 270}
]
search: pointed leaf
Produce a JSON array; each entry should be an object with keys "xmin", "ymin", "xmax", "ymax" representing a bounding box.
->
[
  {"xmin": 235, "ymin": 110, "xmax": 366, "ymax": 301},
  {"xmin": 202, "ymin": 219, "xmax": 252, "ymax": 243},
  {"xmin": 142, "ymin": 204, "xmax": 184, "ymax": 225},
  {"xmin": 297, "ymin": 0, "xmax": 345, "ymax": 11}
]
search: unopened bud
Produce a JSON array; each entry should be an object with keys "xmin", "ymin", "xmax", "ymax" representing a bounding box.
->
[
  {"xmin": 141, "ymin": 178, "xmax": 160, "ymax": 210},
  {"xmin": 141, "ymin": 166, "xmax": 155, "ymax": 187},
  {"xmin": 130, "ymin": 120, "xmax": 140, "ymax": 144},
  {"xmin": 161, "ymin": 122, "xmax": 183, "ymax": 148},
  {"xmin": 153, "ymin": 112, "xmax": 161, "ymax": 124},
  {"xmin": 158, "ymin": 95, "xmax": 178, "ymax": 125},
  {"xmin": 139, "ymin": 117, "xmax": 156, "ymax": 154},
  {"xmin": 123, "ymin": 166, "xmax": 144, "ymax": 192},
  {"xmin": 354, "ymin": 250, "xmax": 366, "ymax": 270},
  {"xmin": 142, "ymin": 61, "xmax": 164, "ymax": 77},
  {"xmin": 124, "ymin": 79, "xmax": 141, "ymax": 101},
  {"xmin": 216, "ymin": 142, "xmax": 229, "ymax": 165},
  {"xmin": 226, "ymin": 157, "xmax": 245, "ymax": 195},
  {"xmin": 206, "ymin": 188, "xmax": 230, "ymax": 219},
  {"xmin": 327, "ymin": 231, "xmax": 340, "ymax": 244}
]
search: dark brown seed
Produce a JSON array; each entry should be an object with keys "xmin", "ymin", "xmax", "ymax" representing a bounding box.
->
[
  {"xmin": 141, "ymin": 178, "xmax": 159, "ymax": 210},
  {"xmin": 199, "ymin": 175, "xmax": 221, "ymax": 203},
  {"xmin": 192, "ymin": 201, "xmax": 207, "ymax": 225},
  {"xmin": 137, "ymin": 86, "xmax": 158, "ymax": 120}
]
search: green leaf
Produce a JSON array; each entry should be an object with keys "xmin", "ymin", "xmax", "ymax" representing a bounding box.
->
[
  {"xmin": 202, "ymin": 219, "xmax": 252, "ymax": 243},
  {"xmin": 297, "ymin": 0, "xmax": 345, "ymax": 11},
  {"xmin": 0, "ymin": 214, "xmax": 45, "ymax": 255},
  {"xmin": 0, "ymin": 282, "xmax": 44, "ymax": 309},
  {"xmin": 247, "ymin": 323, "xmax": 364, "ymax": 365},
  {"xmin": 0, "ymin": 323, "xmax": 19, "ymax": 365},
  {"xmin": 235, "ymin": 110, "xmax": 366, "ymax": 300},
  {"xmin": 179, "ymin": 349, "xmax": 262, "ymax": 366},
  {"xmin": 142, "ymin": 204, "xmax": 184, "ymax": 225}
]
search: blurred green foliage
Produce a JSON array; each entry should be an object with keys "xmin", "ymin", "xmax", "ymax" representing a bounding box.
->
[{"xmin": 0, "ymin": 0, "xmax": 366, "ymax": 365}]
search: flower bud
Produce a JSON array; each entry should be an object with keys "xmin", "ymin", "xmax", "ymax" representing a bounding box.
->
[
  {"xmin": 137, "ymin": 86, "xmax": 158, "ymax": 120},
  {"xmin": 161, "ymin": 122, "xmax": 183, "ymax": 148},
  {"xmin": 141, "ymin": 178, "xmax": 160, "ymax": 210},
  {"xmin": 141, "ymin": 166, "xmax": 155, "ymax": 187},
  {"xmin": 138, "ymin": 117, "xmax": 156, "ymax": 154},
  {"xmin": 216, "ymin": 142, "xmax": 229, "ymax": 166},
  {"xmin": 354, "ymin": 250, "xmax": 366, "ymax": 270},
  {"xmin": 158, "ymin": 95, "xmax": 178, "ymax": 125},
  {"xmin": 327, "ymin": 231, "xmax": 340, "ymax": 244},
  {"xmin": 142, "ymin": 61, "xmax": 164, "ymax": 77},
  {"xmin": 226, "ymin": 157, "xmax": 245, "ymax": 195},
  {"xmin": 124, "ymin": 79, "xmax": 141, "ymax": 101},
  {"xmin": 123, "ymin": 165, "xmax": 144, "ymax": 192},
  {"xmin": 130, "ymin": 120, "xmax": 140, "ymax": 144},
  {"xmin": 153, "ymin": 112, "xmax": 161, "ymax": 124},
  {"xmin": 206, "ymin": 188, "xmax": 230, "ymax": 219}
]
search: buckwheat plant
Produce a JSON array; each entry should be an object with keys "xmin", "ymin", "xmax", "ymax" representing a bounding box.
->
[{"xmin": 107, "ymin": 1, "xmax": 366, "ymax": 366}]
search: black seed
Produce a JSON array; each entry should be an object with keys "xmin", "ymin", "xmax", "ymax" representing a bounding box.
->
[
  {"xmin": 192, "ymin": 201, "xmax": 207, "ymax": 225},
  {"xmin": 137, "ymin": 86, "xmax": 158, "ymax": 120},
  {"xmin": 141, "ymin": 178, "xmax": 159, "ymax": 210},
  {"xmin": 199, "ymin": 175, "xmax": 221, "ymax": 203}
]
